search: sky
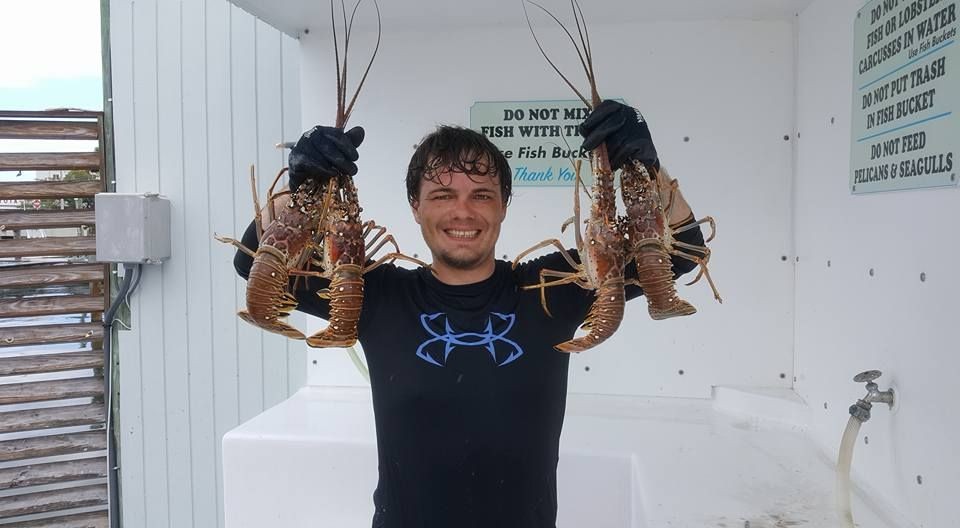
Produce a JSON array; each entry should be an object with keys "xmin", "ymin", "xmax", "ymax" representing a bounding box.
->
[{"xmin": 0, "ymin": 0, "xmax": 103, "ymax": 182}]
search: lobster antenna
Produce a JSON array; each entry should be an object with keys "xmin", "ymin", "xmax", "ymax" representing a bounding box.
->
[
  {"xmin": 339, "ymin": 0, "xmax": 352, "ymax": 118},
  {"xmin": 522, "ymin": 0, "xmax": 590, "ymax": 107},
  {"xmin": 569, "ymin": 0, "xmax": 588, "ymax": 75},
  {"xmin": 330, "ymin": 0, "xmax": 344, "ymax": 126},
  {"xmin": 572, "ymin": 159, "xmax": 585, "ymax": 249},
  {"xmin": 552, "ymin": 133, "xmax": 592, "ymax": 200},
  {"xmin": 571, "ymin": 0, "xmax": 599, "ymax": 106},
  {"xmin": 343, "ymin": 0, "xmax": 381, "ymax": 123},
  {"xmin": 342, "ymin": 0, "xmax": 351, "ymax": 43},
  {"xmin": 250, "ymin": 165, "xmax": 263, "ymax": 240},
  {"xmin": 528, "ymin": 0, "xmax": 592, "ymax": 93}
]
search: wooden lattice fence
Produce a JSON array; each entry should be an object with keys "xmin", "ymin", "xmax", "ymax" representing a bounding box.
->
[{"xmin": 0, "ymin": 110, "xmax": 110, "ymax": 528}]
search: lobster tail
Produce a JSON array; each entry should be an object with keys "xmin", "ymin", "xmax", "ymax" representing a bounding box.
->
[
  {"xmin": 554, "ymin": 276, "xmax": 625, "ymax": 353},
  {"xmin": 620, "ymin": 161, "xmax": 698, "ymax": 320},
  {"xmin": 242, "ymin": 245, "xmax": 307, "ymax": 340},
  {"xmin": 306, "ymin": 263, "xmax": 364, "ymax": 348},
  {"xmin": 633, "ymin": 243, "xmax": 696, "ymax": 320}
]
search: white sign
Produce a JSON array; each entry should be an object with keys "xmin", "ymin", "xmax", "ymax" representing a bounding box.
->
[
  {"xmin": 470, "ymin": 100, "xmax": 600, "ymax": 187},
  {"xmin": 850, "ymin": 0, "xmax": 958, "ymax": 193}
]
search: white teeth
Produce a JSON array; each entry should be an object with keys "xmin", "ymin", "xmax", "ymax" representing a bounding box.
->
[{"xmin": 446, "ymin": 229, "xmax": 480, "ymax": 239}]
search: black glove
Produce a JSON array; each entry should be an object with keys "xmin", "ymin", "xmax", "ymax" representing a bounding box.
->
[
  {"xmin": 579, "ymin": 100, "xmax": 659, "ymax": 170},
  {"xmin": 287, "ymin": 125, "xmax": 365, "ymax": 192}
]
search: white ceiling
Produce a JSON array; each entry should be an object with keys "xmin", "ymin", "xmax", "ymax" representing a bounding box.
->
[{"xmin": 231, "ymin": 0, "xmax": 817, "ymax": 38}]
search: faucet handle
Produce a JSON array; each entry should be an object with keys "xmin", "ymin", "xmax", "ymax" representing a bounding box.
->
[{"xmin": 853, "ymin": 370, "xmax": 882, "ymax": 383}]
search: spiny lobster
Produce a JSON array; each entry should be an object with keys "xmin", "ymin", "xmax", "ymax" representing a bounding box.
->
[
  {"xmin": 216, "ymin": 0, "xmax": 425, "ymax": 347},
  {"xmin": 514, "ymin": 0, "xmax": 720, "ymax": 352}
]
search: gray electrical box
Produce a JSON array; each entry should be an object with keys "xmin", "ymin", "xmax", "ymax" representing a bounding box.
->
[{"xmin": 95, "ymin": 193, "xmax": 172, "ymax": 264}]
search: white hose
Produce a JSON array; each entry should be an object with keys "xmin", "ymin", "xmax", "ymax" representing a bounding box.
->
[
  {"xmin": 836, "ymin": 416, "xmax": 862, "ymax": 528},
  {"xmin": 346, "ymin": 344, "xmax": 369, "ymax": 382}
]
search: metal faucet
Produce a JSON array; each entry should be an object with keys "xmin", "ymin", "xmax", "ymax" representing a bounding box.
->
[{"xmin": 848, "ymin": 370, "xmax": 895, "ymax": 423}]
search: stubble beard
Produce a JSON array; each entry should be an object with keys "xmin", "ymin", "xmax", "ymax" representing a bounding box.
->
[{"xmin": 435, "ymin": 248, "xmax": 491, "ymax": 271}]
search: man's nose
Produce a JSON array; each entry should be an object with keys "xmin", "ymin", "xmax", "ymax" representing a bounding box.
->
[{"xmin": 449, "ymin": 197, "xmax": 477, "ymax": 218}]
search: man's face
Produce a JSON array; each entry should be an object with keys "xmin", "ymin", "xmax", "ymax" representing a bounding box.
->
[{"xmin": 411, "ymin": 168, "xmax": 507, "ymax": 278}]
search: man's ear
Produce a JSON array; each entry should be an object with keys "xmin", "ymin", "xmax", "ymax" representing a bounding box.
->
[{"xmin": 411, "ymin": 200, "xmax": 421, "ymax": 224}]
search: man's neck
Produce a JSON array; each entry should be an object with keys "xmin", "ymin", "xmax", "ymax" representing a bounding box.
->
[{"xmin": 430, "ymin": 259, "xmax": 497, "ymax": 286}]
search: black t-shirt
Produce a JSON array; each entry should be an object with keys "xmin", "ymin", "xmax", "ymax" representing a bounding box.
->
[
  {"xmin": 299, "ymin": 254, "xmax": 592, "ymax": 528},
  {"xmin": 233, "ymin": 223, "xmax": 704, "ymax": 528}
]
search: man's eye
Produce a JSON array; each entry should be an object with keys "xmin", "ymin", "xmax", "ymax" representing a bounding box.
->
[
  {"xmin": 474, "ymin": 194, "xmax": 493, "ymax": 201},
  {"xmin": 431, "ymin": 194, "xmax": 453, "ymax": 200}
]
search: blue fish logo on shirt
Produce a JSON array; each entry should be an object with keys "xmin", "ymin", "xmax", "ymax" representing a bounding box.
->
[{"xmin": 416, "ymin": 312, "xmax": 524, "ymax": 367}]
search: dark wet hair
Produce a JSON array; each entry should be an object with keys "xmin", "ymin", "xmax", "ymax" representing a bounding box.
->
[{"xmin": 406, "ymin": 125, "xmax": 512, "ymax": 206}]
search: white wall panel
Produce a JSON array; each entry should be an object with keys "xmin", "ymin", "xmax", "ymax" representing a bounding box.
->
[
  {"xmin": 299, "ymin": 19, "xmax": 798, "ymax": 397},
  {"xmin": 204, "ymin": 0, "xmax": 240, "ymax": 524},
  {"xmin": 109, "ymin": 1, "xmax": 301, "ymax": 526},
  {"xmin": 129, "ymin": 2, "xmax": 171, "ymax": 527},
  {"xmin": 180, "ymin": 0, "xmax": 220, "ymax": 526},
  {"xmin": 796, "ymin": 1, "xmax": 959, "ymax": 526},
  {"xmin": 157, "ymin": 2, "xmax": 194, "ymax": 527}
]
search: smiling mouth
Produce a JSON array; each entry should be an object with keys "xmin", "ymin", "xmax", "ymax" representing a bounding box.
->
[{"xmin": 444, "ymin": 229, "xmax": 480, "ymax": 240}]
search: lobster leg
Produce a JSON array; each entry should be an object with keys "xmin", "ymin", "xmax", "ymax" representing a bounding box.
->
[
  {"xmin": 672, "ymin": 215, "xmax": 716, "ymax": 243},
  {"xmin": 266, "ymin": 189, "xmax": 293, "ymax": 225},
  {"xmin": 672, "ymin": 240, "xmax": 710, "ymax": 255},
  {"xmin": 522, "ymin": 269, "xmax": 591, "ymax": 291},
  {"xmin": 265, "ymin": 167, "xmax": 290, "ymax": 207},
  {"xmin": 366, "ymin": 233, "xmax": 401, "ymax": 259},
  {"xmin": 214, "ymin": 235, "xmax": 257, "ymax": 258},
  {"xmin": 249, "ymin": 165, "xmax": 265, "ymax": 240},
  {"xmin": 669, "ymin": 248, "xmax": 722, "ymax": 302},
  {"xmin": 363, "ymin": 252, "xmax": 429, "ymax": 274},
  {"xmin": 361, "ymin": 220, "xmax": 379, "ymax": 239},
  {"xmin": 511, "ymin": 239, "xmax": 582, "ymax": 271},
  {"xmin": 523, "ymin": 268, "xmax": 592, "ymax": 318},
  {"xmin": 289, "ymin": 269, "xmax": 331, "ymax": 277}
]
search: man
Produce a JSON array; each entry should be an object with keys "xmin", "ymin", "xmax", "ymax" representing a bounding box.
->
[{"xmin": 233, "ymin": 101, "xmax": 705, "ymax": 527}]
